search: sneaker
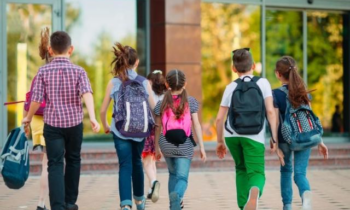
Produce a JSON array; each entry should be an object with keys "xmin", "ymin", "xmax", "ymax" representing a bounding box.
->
[
  {"xmin": 121, "ymin": 206, "xmax": 131, "ymax": 210},
  {"xmin": 147, "ymin": 192, "xmax": 152, "ymax": 200},
  {"xmin": 36, "ymin": 206, "xmax": 49, "ymax": 210},
  {"xmin": 151, "ymin": 180, "xmax": 160, "ymax": 203},
  {"xmin": 136, "ymin": 198, "xmax": 146, "ymax": 210},
  {"xmin": 65, "ymin": 203, "xmax": 78, "ymax": 210},
  {"xmin": 283, "ymin": 204, "xmax": 292, "ymax": 210},
  {"xmin": 180, "ymin": 200, "xmax": 184, "ymax": 209},
  {"xmin": 243, "ymin": 187, "xmax": 259, "ymax": 210},
  {"xmin": 301, "ymin": 191, "xmax": 312, "ymax": 210},
  {"xmin": 169, "ymin": 192, "xmax": 181, "ymax": 210}
]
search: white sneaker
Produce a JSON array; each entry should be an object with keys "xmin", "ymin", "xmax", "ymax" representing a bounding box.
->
[
  {"xmin": 244, "ymin": 187, "xmax": 259, "ymax": 210},
  {"xmin": 301, "ymin": 191, "xmax": 312, "ymax": 210}
]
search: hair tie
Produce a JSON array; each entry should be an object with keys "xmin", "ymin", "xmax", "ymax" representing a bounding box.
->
[{"xmin": 153, "ymin": 70, "xmax": 162, "ymax": 74}]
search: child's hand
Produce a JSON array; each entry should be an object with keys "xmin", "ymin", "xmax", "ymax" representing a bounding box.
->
[
  {"xmin": 155, "ymin": 147, "xmax": 162, "ymax": 161},
  {"xmin": 24, "ymin": 124, "xmax": 31, "ymax": 138},
  {"xmin": 90, "ymin": 119, "xmax": 100, "ymax": 133},
  {"xmin": 270, "ymin": 138, "xmax": 277, "ymax": 153},
  {"xmin": 103, "ymin": 124, "xmax": 111, "ymax": 134},
  {"xmin": 200, "ymin": 147, "xmax": 207, "ymax": 162},
  {"xmin": 318, "ymin": 142, "xmax": 328, "ymax": 159},
  {"xmin": 22, "ymin": 116, "xmax": 32, "ymax": 127},
  {"xmin": 276, "ymin": 148, "xmax": 285, "ymax": 166},
  {"xmin": 216, "ymin": 142, "xmax": 227, "ymax": 159}
]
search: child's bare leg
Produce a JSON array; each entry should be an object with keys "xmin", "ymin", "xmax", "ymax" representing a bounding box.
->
[{"xmin": 38, "ymin": 152, "xmax": 49, "ymax": 208}]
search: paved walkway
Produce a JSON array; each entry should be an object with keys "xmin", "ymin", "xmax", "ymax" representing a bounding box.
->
[{"xmin": 1, "ymin": 170, "xmax": 350, "ymax": 210}]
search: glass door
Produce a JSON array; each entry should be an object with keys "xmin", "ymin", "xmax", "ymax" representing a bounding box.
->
[
  {"xmin": 265, "ymin": 9, "xmax": 304, "ymax": 89},
  {"xmin": 0, "ymin": 0, "xmax": 62, "ymax": 145}
]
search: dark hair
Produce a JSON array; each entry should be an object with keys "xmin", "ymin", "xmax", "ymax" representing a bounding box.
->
[
  {"xmin": 232, "ymin": 49, "xmax": 253, "ymax": 73},
  {"xmin": 39, "ymin": 27, "xmax": 51, "ymax": 63},
  {"xmin": 111, "ymin": 43, "xmax": 138, "ymax": 82},
  {"xmin": 160, "ymin": 70, "xmax": 189, "ymax": 119},
  {"xmin": 147, "ymin": 70, "xmax": 166, "ymax": 95},
  {"xmin": 275, "ymin": 56, "xmax": 310, "ymax": 108},
  {"xmin": 50, "ymin": 31, "xmax": 71, "ymax": 54}
]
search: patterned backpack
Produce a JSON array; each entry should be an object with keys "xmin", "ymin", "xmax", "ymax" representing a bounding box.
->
[
  {"xmin": 161, "ymin": 96, "xmax": 192, "ymax": 146},
  {"xmin": 280, "ymin": 86, "xmax": 323, "ymax": 151},
  {"xmin": 113, "ymin": 76, "xmax": 154, "ymax": 138}
]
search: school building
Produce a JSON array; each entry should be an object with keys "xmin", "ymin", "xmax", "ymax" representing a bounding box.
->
[{"xmin": 1, "ymin": 0, "xmax": 350, "ymax": 146}]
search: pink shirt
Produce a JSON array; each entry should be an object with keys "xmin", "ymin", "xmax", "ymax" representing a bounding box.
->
[{"xmin": 31, "ymin": 57, "xmax": 93, "ymax": 128}]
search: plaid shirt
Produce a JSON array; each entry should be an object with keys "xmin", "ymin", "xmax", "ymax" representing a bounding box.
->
[{"xmin": 31, "ymin": 57, "xmax": 93, "ymax": 128}]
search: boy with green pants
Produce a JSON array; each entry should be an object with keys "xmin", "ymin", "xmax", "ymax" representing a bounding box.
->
[{"xmin": 215, "ymin": 48, "xmax": 279, "ymax": 210}]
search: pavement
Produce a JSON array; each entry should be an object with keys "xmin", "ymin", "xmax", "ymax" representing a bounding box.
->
[{"xmin": 1, "ymin": 170, "xmax": 350, "ymax": 210}]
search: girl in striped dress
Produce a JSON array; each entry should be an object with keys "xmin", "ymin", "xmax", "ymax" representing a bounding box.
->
[{"xmin": 154, "ymin": 69, "xmax": 207, "ymax": 210}]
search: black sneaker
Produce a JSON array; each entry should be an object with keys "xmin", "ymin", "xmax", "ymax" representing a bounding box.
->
[
  {"xmin": 147, "ymin": 192, "xmax": 152, "ymax": 199},
  {"xmin": 65, "ymin": 203, "xmax": 78, "ymax": 210},
  {"xmin": 36, "ymin": 206, "xmax": 49, "ymax": 210},
  {"xmin": 150, "ymin": 180, "xmax": 160, "ymax": 203}
]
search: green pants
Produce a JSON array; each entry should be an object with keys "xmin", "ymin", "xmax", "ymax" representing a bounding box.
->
[{"xmin": 225, "ymin": 136, "xmax": 265, "ymax": 209}]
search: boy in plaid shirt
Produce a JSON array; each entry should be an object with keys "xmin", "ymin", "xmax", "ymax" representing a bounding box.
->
[{"xmin": 22, "ymin": 31, "xmax": 100, "ymax": 210}]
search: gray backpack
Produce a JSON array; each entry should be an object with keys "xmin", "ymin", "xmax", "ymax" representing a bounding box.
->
[
  {"xmin": 279, "ymin": 86, "xmax": 323, "ymax": 151},
  {"xmin": 225, "ymin": 76, "xmax": 265, "ymax": 135},
  {"xmin": 113, "ymin": 76, "xmax": 154, "ymax": 138}
]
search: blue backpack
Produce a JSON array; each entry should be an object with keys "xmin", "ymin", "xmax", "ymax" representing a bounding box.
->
[
  {"xmin": 280, "ymin": 86, "xmax": 323, "ymax": 151},
  {"xmin": 0, "ymin": 126, "xmax": 30, "ymax": 189},
  {"xmin": 113, "ymin": 76, "xmax": 154, "ymax": 138}
]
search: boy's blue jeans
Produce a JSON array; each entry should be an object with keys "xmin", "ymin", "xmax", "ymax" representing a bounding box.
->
[
  {"xmin": 279, "ymin": 143, "xmax": 311, "ymax": 206},
  {"xmin": 113, "ymin": 134, "xmax": 145, "ymax": 207},
  {"xmin": 165, "ymin": 157, "xmax": 191, "ymax": 209}
]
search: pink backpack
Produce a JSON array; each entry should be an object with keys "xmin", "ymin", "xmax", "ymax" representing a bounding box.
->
[{"xmin": 161, "ymin": 96, "xmax": 192, "ymax": 146}]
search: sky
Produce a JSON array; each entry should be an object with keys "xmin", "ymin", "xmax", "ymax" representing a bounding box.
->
[{"xmin": 67, "ymin": 0, "xmax": 137, "ymax": 57}]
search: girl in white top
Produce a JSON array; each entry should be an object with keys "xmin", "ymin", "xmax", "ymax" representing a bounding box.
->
[{"xmin": 142, "ymin": 70, "xmax": 166, "ymax": 203}]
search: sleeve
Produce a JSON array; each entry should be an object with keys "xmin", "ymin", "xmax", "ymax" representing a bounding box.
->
[
  {"xmin": 189, "ymin": 97, "xmax": 199, "ymax": 114},
  {"xmin": 261, "ymin": 79, "xmax": 273, "ymax": 99},
  {"xmin": 31, "ymin": 69, "xmax": 45, "ymax": 103},
  {"xmin": 78, "ymin": 69, "xmax": 93, "ymax": 96},
  {"xmin": 220, "ymin": 85, "xmax": 232, "ymax": 107},
  {"xmin": 272, "ymin": 90, "xmax": 279, "ymax": 108},
  {"xmin": 154, "ymin": 101, "xmax": 162, "ymax": 116}
]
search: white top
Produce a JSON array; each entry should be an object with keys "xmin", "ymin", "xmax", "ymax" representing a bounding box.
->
[
  {"xmin": 220, "ymin": 75, "xmax": 273, "ymax": 144},
  {"xmin": 152, "ymin": 91, "xmax": 164, "ymax": 102}
]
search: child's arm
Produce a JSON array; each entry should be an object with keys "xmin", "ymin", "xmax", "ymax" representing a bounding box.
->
[
  {"xmin": 274, "ymin": 107, "xmax": 285, "ymax": 166},
  {"xmin": 191, "ymin": 113, "xmax": 206, "ymax": 162},
  {"xmin": 83, "ymin": 93, "xmax": 100, "ymax": 133},
  {"xmin": 215, "ymin": 106, "xmax": 228, "ymax": 159},
  {"xmin": 154, "ymin": 115, "xmax": 162, "ymax": 161},
  {"xmin": 100, "ymin": 81, "xmax": 113, "ymax": 133},
  {"xmin": 265, "ymin": 96, "xmax": 278, "ymax": 151}
]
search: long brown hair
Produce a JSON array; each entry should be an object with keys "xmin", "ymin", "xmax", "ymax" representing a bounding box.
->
[
  {"xmin": 147, "ymin": 70, "xmax": 166, "ymax": 95},
  {"xmin": 160, "ymin": 69, "xmax": 189, "ymax": 119},
  {"xmin": 275, "ymin": 56, "xmax": 310, "ymax": 108},
  {"xmin": 39, "ymin": 27, "xmax": 50, "ymax": 63},
  {"xmin": 111, "ymin": 42, "xmax": 138, "ymax": 82}
]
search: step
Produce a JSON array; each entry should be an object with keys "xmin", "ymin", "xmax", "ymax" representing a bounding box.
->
[
  {"xmin": 28, "ymin": 146, "xmax": 350, "ymax": 161},
  {"xmin": 28, "ymin": 154, "xmax": 350, "ymax": 175}
]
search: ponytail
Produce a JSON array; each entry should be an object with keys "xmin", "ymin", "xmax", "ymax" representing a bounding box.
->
[
  {"xmin": 160, "ymin": 69, "xmax": 189, "ymax": 119},
  {"xmin": 111, "ymin": 42, "xmax": 138, "ymax": 82},
  {"xmin": 275, "ymin": 56, "xmax": 310, "ymax": 108},
  {"xmin": 39, "ymin": 27, "xmax": 50, "ymax": 63}
]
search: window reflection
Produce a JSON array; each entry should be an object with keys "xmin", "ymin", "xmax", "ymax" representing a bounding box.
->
[
  {"xmin": 266, "ymin": 10, "xmax": 303, "ymax": 89},
  {"xmin": 6, "ymin": 3, "xmax": 52, "ymax": 133},
  {"xmin": 65, "ymin": 0, "xmax": 143, "ymax": 136},
  {"xmin": 201, "ymin": 3, "xmax": 261, "ymax": 141},
  {"xmin": 307, "ymin": 11, "xmax": 344, "ymax": 135}
]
